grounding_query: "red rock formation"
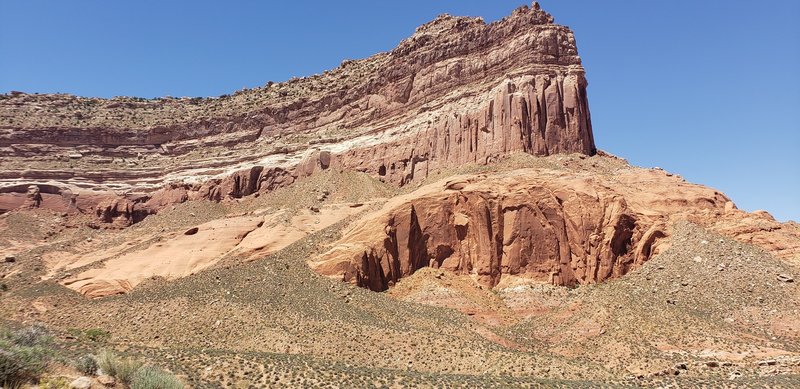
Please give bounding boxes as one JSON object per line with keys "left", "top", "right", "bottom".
{"left": 0, "top": 3, "right": 595, "bottom": 223}
{"left": 311, "top": 167, "right": 800, "bottom": 291}
{"left": 94, "top": 196, "right": 154, "bottom": 228}
{"left": 332, "top": 74, "right": 595, "bottom": 185}
{"left": 22, "top": 185, "right": 42, "bottom": 209}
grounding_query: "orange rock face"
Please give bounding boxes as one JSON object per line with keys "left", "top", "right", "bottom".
{"left": 311, "top": 165, "right": 800, "bottom": 291}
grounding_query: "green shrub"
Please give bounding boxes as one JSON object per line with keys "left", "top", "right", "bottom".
{"left": 74, "top": 354, "right": 98, "bottom": 376}
{"left": 68, "top": 327, "right": 110, "bottom": 342}
{"left": 0, "top": 325, "right": 52, "bottom": 386}
{"left": 115, "top": 358, "right": 143, "bottom": 385}
{"left": 96, "top": 350, "right": 116, "bottom": 376}
{"left": 130, "top": 365, "right": 184, "bottom": 389}
{"left": 11, "top": 324, "right": 51, "bottom": 347}
{"left": 83, "top": 328, "right": 110, "bottom": 342}
{"left": 96, "top": 351, "right": 141, "bottom": 385}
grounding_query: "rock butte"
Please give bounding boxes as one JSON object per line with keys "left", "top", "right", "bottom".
{"left": 0, "top": 4, "right": 593, "bottom": 227}
{"left": 1, "top": 3, "right": 798, "bottom": 298}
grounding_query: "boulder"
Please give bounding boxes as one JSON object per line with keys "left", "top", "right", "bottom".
{"left": 69, "top": 376, "right": 92, "bottom": 389}
{"left": 97, "top": 374, "right": 116, "bottom": 386}
{"left": 777, "top": 274, "right": 794, "bottom": 283}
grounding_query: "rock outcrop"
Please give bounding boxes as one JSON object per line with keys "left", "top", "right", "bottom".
{"left": 94, "top": 197, "right": 152, "bottom": 228}
{"left": 22, "top": 185, "right": 42, "bottom": 209}
{"left": 0, "top": 3, "right": 594, "bottom": 224}
{"left": 310, "top": 166, "right": 800, "bottom": 291}
{"left": 57, "top": 203, "right": 371, "bottom": 298}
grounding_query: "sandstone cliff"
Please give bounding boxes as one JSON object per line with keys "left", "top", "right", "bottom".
{"left": 0, "top": 3, "right": 594, "bottom": 226}
{"left": 310, "top": 165, "right": 800, "bottom": 290}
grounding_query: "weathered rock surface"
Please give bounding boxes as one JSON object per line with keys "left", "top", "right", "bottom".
{"left": 68, "top": 376, "right": 92, "bottom": 389}
{"left": 19, "top": 185, "right": 42, "bottom": 209}
{"left": 0, "top": 3, "right": 594, "bottom": 224}
{"left": 58, "top": 203, "right": 370, "bottom": 298}
{"left": 311, "top": 167, "right": 800, "bottom": 291}
{"left": 62, "top": 216, "right": 265, "bottom": 298}
{"left": 96, "top": 375, "right": 116, "bottom": 387}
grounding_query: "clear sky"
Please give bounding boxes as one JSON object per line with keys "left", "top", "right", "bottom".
{"left": 1, "top": 1, "right": 798, "bottom": 221}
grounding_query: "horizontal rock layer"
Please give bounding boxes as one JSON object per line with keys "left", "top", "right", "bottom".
{"left": 0, "top": 4, "right": 595, "bottom": 225}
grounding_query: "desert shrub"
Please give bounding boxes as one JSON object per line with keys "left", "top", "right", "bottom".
{"left": 96, "top": 350, "right": 119, "bottom": 375}
{"left": 69, "top": 328, "right": 109, "bottom": 342}
{"left": 96, "top": 350, "right": 141, "bottom": 385}
{"left": 39, "top": 376, "right": 69, "bottom": 389}
{"left": 115, "top": 358, "right": 143, "bottom": 385}
{"left": 74, "top": 354, "right": 98, "bottom": 376}
{"left": 0, "top": 325, "right": 52, "bottom": 386}
{"left": 130, "top": 365, "right": 184, "bottom": 389}
{"left": 83, "top": 328, "right": 110, "bottom": 342}
{"left": 11, "top": 324, "right": 51, "bottom": 347}
{"left": 96, "top": 350, "right": 119, "bottom": 376}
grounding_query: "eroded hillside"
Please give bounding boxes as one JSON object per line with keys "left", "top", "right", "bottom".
{"left": 1, "top": 2, "right": 799, "bottom": 388}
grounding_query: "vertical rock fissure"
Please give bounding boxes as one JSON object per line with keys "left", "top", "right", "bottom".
{"left": 407, "top": 205, "right": 429, "bottom": 275}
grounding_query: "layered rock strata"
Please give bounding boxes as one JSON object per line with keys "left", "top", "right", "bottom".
{"left": 0, "top": 3, "right": 594, "bottom": 225}
{"left": 310, "top": 167, "right": 800, "bottom": 290}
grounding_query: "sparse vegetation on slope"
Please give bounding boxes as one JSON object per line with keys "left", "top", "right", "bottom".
{"left": 1, "top": 155, "right": 799, "bottom": 387}
{"left": 0, "top": 325, "right": 53, "bottom": 387}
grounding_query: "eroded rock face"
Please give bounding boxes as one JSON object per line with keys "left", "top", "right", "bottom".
{"left": 311, "top": 167, "right": 800, "bottom": 291}
{"left": 0, "top": 4, "right": 594, "bottom": 224}
{"left": 22, "top": 185, "right": 42, "bottom": 209}
{"left": 94, "top": 198, "right": 149, "bottom": 228}
{"left": 333, "top": 74, "right": 595, "bottom": 185}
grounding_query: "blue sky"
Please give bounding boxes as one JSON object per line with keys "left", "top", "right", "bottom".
{"left": 1, "top": 1, "right": 798, "bottom": 221}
